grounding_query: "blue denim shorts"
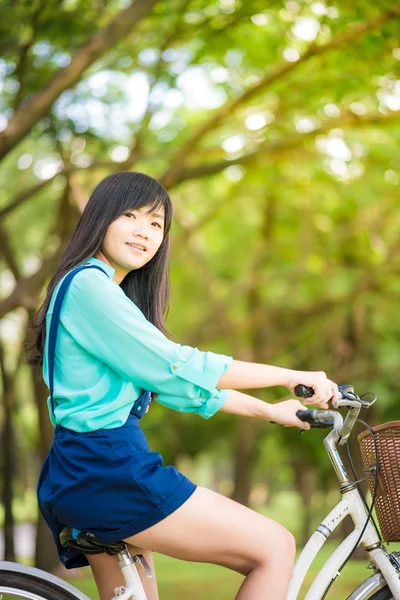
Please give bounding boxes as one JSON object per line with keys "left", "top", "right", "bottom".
{"left": 37, "top": 406, "right": 196, "bottom": 569}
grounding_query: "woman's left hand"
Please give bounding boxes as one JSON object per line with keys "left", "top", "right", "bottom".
{"left": 286, "top": 370, "right": 339, "bottom": 409}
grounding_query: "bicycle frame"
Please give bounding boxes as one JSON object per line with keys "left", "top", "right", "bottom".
{"left": 110, "top": 549, "right": 151, "bottom": 600}
{"left": 287, "top": 487, "right": 399, "bottom": 599}
{"left": 287, "top": 405, "right": 400, "bottom": 600}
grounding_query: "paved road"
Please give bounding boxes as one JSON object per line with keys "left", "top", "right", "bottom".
{"left": 0, "top": 523, "right": 35, "bottom": 559}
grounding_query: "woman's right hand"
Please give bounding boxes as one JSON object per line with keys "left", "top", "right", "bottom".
{"left": 285, "top": 370, "right": 338, "bottom": 408}
{"left": 268, "top": 400, "right": 311, "bottom": 430}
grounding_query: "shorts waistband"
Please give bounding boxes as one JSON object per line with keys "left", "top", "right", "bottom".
{"left": 54, "top": 411, "right": 141, "bottom": 437}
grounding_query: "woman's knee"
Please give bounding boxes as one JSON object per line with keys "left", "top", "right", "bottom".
{"left": 252, "top": 522, "right": 296, "bottom": 570}
{"left": 281, "top": 527, "right": 296, "bottom": 563}
{"left": 272, "top": 524, "right": 296, "bottom": 562}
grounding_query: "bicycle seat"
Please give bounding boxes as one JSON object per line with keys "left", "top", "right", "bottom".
{"left": 59, "top": 526, "right": 127, "bottom": 556}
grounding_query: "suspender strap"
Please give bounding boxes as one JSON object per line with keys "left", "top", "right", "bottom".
{"left": 48, "top": 264, "right": 109, "bottom": 418}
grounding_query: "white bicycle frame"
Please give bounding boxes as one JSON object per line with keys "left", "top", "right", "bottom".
{"left": 110, "top": 550, "right": 151, "bottom": 600}
{"left": 287, "top": 402, "right": 400, "bottom": 600}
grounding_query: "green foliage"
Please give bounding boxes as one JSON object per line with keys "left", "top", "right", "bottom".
{"left": 1, "top": 0, "right": 400, "bottom": 528}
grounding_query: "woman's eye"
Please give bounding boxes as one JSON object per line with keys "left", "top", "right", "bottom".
{"left": 125, "top": 212, "right": 136, "bottom": 219}
{"left": 152, "top": 222, "right": 162, "bottom": 229}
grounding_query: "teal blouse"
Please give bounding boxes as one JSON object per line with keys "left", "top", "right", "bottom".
{"left": 43, "top": 257, "right": 232, "bottom": 432}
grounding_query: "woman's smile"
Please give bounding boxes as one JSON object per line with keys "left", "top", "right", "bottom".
{"left": 126, "top": 242, "right": 147, "bottom": 253}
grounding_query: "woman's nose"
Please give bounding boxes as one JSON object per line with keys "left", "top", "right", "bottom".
{"left": 133, "top": 224, "right": 148, "bottom": 239}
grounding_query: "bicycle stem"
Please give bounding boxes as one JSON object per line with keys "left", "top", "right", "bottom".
{"left": 336, "top": 404, "right": 362, "bottom": 445}
{"left": 323, "top": 405, "right": 362, "bottom": 485}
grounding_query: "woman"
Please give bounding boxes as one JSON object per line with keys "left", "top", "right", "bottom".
{"left": 29, "top": 171, "right": 338, "bottom": 600}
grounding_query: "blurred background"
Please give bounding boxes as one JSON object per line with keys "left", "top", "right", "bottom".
{"left": 0, "top": 0, "right": 399, "bottom": 597}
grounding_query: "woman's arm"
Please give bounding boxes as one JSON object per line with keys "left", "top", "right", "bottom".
{"left": 219, "top": 389, "right": 311, "bottom": 430}
{"left": 217, "top": 359, "right": 338, "bottom": 408}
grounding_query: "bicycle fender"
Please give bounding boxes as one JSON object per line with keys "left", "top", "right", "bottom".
{"left": 347, "top": 572, "right": 390, "bottom": 599}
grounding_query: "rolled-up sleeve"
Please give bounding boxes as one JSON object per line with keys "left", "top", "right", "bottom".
{"left": 59, "top": 268, "right": 232, "bottom": 419}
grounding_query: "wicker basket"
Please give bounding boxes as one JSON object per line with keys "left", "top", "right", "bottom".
{"left": 358, "top": 421, "right": 400, "bottom": 542}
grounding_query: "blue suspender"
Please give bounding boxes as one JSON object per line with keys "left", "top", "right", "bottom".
{"left": 48, "top": 263, "right": 152, "bottom": 422}
{"left": 48, "top": 264, "right": 108, "bottom": 418}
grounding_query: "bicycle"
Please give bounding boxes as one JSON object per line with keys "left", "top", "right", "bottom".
{"left": 288, "top": 383, "right": 400, "bottom": 599}
{"left": 0, "top": 383, "right": 399, "bottom": 599}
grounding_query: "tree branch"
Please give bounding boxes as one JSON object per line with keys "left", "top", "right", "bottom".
{"left": 0, "top": 225, "right": 21, "bottom": 281}
{"left": 160, "top": 6, "right": 400, "bottom": 187}
{"left": 166, "top": 108, "right": 400, "bottom": 187}
{"left": 3, "top": 105, "right": 398, "bottom": 223}
{"left": 0, "top": 160, "right": 122, "bottom": 219}
{"left": 0, "top": 178, "right": 90, "bottom": 320}
{"left": 0, "top": 0, "right": 161, "bottom": 161}
{"left": 12, "top": 0, "right": 48, "bottom": 110}
{"left": 0, "top": 249, "right": 63, "bottom": 318}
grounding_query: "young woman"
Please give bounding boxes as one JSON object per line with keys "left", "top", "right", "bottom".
{"left": 30, "top": 171, "right": 338, "bottom": 600}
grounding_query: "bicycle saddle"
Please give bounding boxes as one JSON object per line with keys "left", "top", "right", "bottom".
{"left": 59, "top": 526, "right": 127, "bottom": 556}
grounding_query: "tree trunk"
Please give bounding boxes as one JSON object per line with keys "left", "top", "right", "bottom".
{"left": 232, "top": 417, "right": 260, "bottom": 506}
{"left": 232, "top": 194, "right": 276, "bottom": 507}
{"left": 1, "top": 388, "right": 16, "bottom": 561}
{"left": 293, "top": 462, "right": 317, "bottom": 546}
{"left": 35, "top": 513, "right": 60, "bottom": 572}
{"left": 30, "top": 366, "right": 59, "bottom": 572}
{"left": 0, "top": 340, "right": 16, "bottom": 561}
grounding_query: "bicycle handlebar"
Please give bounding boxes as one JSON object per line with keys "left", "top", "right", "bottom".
{"left": 295, "top": 409, "right": 342, "bottom": 429}
{"left": 294, "top": 383, "right": 375, "bottom": 439}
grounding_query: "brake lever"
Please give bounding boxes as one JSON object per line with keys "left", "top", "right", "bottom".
{"left": 332, "top": 395, "right": 371, "bottom": 410}
{"left": 295, "top": 383, "right": 371, "bottom": 409}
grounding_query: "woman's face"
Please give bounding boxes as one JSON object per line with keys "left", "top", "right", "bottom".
{"left": 96, "top": 204, "right": 165, "bottom": 284}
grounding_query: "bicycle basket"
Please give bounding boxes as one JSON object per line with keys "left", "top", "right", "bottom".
{"left": 358, "top": 421, "right": 400, "bottom": 542}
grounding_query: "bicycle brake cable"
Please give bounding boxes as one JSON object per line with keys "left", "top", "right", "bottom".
{"left": 320, "top": 420, "right": 380, "bottom": 599}
{"left": 346, "top": 426, "right": 382, "bottom": 542}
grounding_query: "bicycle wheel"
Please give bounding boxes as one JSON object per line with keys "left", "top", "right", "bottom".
{"left": 368, "top": 587, "right": 393, "bottom": 599}
{"left": 0, "top": 567, "right": 88, "bottom": 600}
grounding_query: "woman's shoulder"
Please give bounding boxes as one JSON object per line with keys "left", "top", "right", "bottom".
{"left": 66, "top": 261, "right": 120, "bottom": 300}
{"left": 47, "top": 260, "right": 118, "bottom": 316}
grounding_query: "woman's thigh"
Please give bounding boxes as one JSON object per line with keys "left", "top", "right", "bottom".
{"left": 86, "top": 546, "right": 158, "bottom": 600}
{"left": 123, "top": 486, "right": 295, "bottom": 576}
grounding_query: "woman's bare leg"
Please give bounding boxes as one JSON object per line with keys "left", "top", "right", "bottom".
{"left": 85, "top": 545, "right": 158, "bottom": 600}
{"left": 123, "top": 487, "right": 295, "bottom": 600}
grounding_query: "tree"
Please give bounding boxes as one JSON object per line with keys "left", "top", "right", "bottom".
{"left": 1, "top": 0, "right": 400, "bottom": 570}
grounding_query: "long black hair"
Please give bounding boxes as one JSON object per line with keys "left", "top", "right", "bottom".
{"left": 27, "top": 171, "right": 173, "bottom": 367}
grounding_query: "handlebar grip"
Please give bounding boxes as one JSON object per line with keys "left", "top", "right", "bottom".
{"left": 296, "top": 409, "right": 316, "bottom": 422}
{"left": 294, "top": 384, "right": 314, "bottom": 399}
{"left": 296, "top": 409, "right": 334, "bottom": 429}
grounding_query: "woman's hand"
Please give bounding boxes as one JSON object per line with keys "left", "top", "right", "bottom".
{"left": 285, "top": 370, "right": 338, "bottom": 409}
{"left": 268, "top": 400, "right": 311, "bottom": 430}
